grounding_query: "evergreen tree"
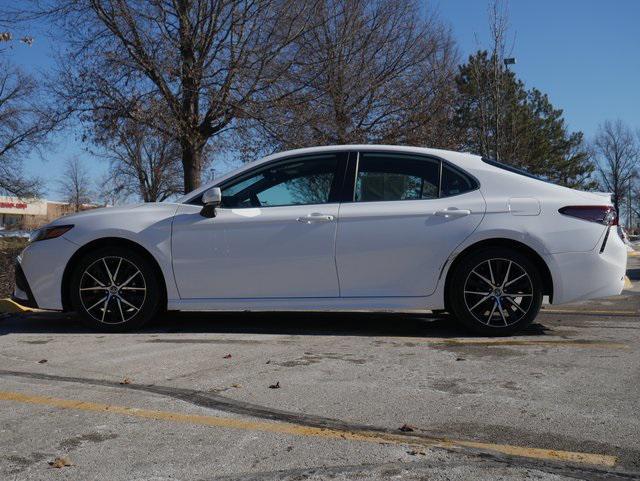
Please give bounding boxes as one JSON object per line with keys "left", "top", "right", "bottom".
{"left": 454, "top": 51, "right": 596, "bottom": 189}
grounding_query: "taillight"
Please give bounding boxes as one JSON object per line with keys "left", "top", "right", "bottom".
{"left": 558, "top": 206, "right": 616, "bottom": 225}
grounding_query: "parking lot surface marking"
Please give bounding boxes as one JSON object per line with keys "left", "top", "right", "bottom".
{"left": 0, "top": 389, "right": 618, "bottom": 467}
{"left": 0, "top": 298, "right": 37, "bottom": 314}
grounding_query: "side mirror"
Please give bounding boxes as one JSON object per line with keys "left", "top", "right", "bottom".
{"left": 200, "top": 187, "right": 222, "bottom": 218}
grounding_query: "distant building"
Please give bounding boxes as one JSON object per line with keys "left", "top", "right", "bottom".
{"left": 0, "top": 195, "right": 99, "bottom": 230}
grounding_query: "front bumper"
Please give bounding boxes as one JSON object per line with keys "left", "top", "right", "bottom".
{"left": 546, "top": 226, "right": 628, "bottom": 305}
{"left": 16, "top": 236, "right": 79, "bottom": 310}
{"left": 12, "top": 259, "right": 38, "bottom": 308}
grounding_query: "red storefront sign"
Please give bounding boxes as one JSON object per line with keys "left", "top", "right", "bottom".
{"left": 0, "top": 202, "right": 28, "bottom": 209}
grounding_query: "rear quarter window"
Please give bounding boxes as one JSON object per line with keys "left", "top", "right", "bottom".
{"left": 440, "top": 164, "right": 478, "bottom": 197}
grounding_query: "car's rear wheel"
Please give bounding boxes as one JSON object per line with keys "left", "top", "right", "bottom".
{"left": 70, "top": 247, "right": 161, "bottom": 331}
{"left": 448, "top": 247, "right": 543, "bottom": 335}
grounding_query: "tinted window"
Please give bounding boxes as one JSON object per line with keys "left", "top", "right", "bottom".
{"left": 221, "top": 154, "right": 338, "bottom": 208}
{"left": 440, "top": 164, "right": 477, "bottom": 197}
{"left": 355, "top": 153, "right": 439, "bottom": 202}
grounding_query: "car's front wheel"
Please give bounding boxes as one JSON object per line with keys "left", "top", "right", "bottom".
{"left": 448, "top": 248, "right": 543, "bottom": 335}
{"left": 69, "top": 247, "right": 161, "bottom": 331}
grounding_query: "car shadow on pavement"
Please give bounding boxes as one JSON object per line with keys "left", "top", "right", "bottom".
{"left": 0, "top": 310, "right": 551, "bottom": 338}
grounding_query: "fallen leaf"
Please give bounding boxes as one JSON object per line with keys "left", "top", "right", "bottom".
{"left": 399, "top": 424, "right": 415, "bottom": 432}
{"left": 456, "top": 357, "right": 466, "bottom": 361}
{"left": 119, "top": 377, "right": 132, "bottom": 385}
{"left": 49, "top": 456, "right": 72, "bottom": 468}
{"left": 407, "top": 450, "right": 426, "bottom": 456}
{"left": 38, "top": 359, "right": 47, "bottom": 364}
{"left": 231, "top": 384, "right": 241, "bottom": 388}
{"left": 223, "top": 354, "right": 232, "bottom": 359}
{"left": 269, "top": 381, "right": 280, "bottom": 389}
{"left": 265, "top": 360, "right": 271, "bottom": 364}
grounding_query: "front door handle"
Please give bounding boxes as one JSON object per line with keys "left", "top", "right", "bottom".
{"left": 434, "top": 209, "right": 471, "bottom": 218}
{"left": 297, "top": 213, "right": 335, "bottom": 224}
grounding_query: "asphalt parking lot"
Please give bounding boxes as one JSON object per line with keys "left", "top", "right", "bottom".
{"left": 1, "top": 253, "right": 639, "bottom": 481}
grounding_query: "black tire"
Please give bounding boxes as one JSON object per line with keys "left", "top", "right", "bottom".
{"left": 447, "top": 247, "right": 543, "bottom": 336}
{"left": 69, "top": 246, "right": 161, "bottom": 332}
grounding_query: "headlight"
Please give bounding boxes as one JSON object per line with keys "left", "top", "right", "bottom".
{"left": 29, "top": 225, "right": 74, "bottom": 243}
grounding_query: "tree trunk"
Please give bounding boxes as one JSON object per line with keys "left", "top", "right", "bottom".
{"left": 176, "top": 0, "right": 200, "bottom": 194}
{"left": 181, "top": 138, "right": 201, "bottom": 194}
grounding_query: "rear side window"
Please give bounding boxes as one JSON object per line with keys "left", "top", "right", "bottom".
{"left": 441, "top": 164, "right": 477, "bottom": 197}
{"left": 355, "top": 153, "right": 439, "bottom": 202}
{"left": 353, "top": 152, "right": 477, "bottom": 202}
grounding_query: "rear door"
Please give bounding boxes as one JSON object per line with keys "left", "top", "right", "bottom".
{"left": 335, "top": 151, "right": 486, "bottom": 297}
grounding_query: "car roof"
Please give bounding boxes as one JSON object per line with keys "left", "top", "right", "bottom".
{"left": 179, "top": 145, "right": 483, "bottom": 203}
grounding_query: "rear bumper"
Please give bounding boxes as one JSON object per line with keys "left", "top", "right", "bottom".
{"left": 546, "top": 227, "right": 628, "bottom": 305}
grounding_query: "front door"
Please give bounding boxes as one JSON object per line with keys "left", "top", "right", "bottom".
{"left": 335, "top": 152, "right": 486, "bottom": 297}
{"left": 172, "top": 152, "right": 347, "bottom": 299}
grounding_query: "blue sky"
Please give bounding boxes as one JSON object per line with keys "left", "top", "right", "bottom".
{"left": 5, "top": 0, "right": 640, "bottom": 199}
{"left": 435, "top": 0, "right": 640, "bottom": 136}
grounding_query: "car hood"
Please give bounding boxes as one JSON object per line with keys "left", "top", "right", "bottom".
{"left": 48, "top": 202, "right": 179, "bottom": 227}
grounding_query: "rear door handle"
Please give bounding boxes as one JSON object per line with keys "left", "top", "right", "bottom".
{"left": 434, "top": 209, "right": 471, "bottom": 218}
{"left": 297, "top": 213, "right": 335, "bottom": 224}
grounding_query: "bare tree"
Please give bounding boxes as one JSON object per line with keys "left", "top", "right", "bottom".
{"left": 459, "top": 0, "right": 514, "bottom": 161}
{"left": 57, "top": 157, "right": 93, "bottom": 211}
{"left": 0, "top": 21, "right": 62, "bottom": 197}
{"left": 488, "top": 0, "right": 511, "bottom": 161}
{"left": 0, "top": 60, "right": 60, "bottom": 197}
{"left": 245, "top": 0, "right": 457, "bottom": 152}
{"left": 94, "top": 117, "right": 183, "bottom": 202}
{"left": 593, "top": 120, "right": 639, "bottom": 216}
{"left": 631, "top": 178, "right": 640, "bottom": 230}
{"left": 28, "top": 0, "right": 317, "bottom": 194}
{"left": 95, "top": 172, "right": 129, "bottom": 207}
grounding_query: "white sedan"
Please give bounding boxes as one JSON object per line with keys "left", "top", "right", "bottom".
{"left": 14, "top": 145, "right": 627, "bottom": 335}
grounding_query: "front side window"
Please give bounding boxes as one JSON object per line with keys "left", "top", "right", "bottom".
{"left": 355, "top": 153, "right": 439, "bottom": 202}
{"left": 221, "top": 154, "right": 339, "bottom": 208}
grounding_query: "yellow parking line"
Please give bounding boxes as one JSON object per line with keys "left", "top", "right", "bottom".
{"left": 0, "top": 298, "right": 34, "bottom": 314}
{"left": 0, "top": 390, "right": 617, "bottom": 467}
{"left": 624, "top": 276, "right": 633, "bottom": 289}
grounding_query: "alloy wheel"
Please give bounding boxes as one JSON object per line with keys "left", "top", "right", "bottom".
{"left": 463, "top": 258, "right": 533, "bottom": 327}
{"left": 79, "top": 256, "right": 147, "bottom": 325}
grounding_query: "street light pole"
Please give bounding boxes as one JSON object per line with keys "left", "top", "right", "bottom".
{"left": 501, "top": 58, "right": 517, "bottom": 163}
